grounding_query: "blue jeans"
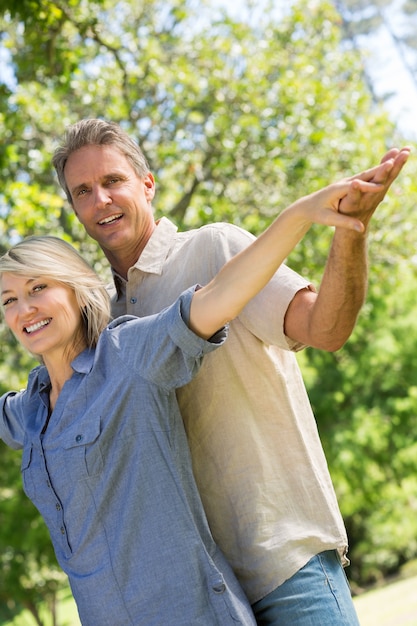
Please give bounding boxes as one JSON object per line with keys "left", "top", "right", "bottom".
{"left": 252, "top": 550, "right": 360, "bottom": 625}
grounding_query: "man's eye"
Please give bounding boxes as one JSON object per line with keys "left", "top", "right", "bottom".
{"left": 77, "top": 188, "right": 88, "bottom": 196}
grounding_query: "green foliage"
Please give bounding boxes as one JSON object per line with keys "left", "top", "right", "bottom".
{"left": 1, "top": 0, "right": 417, "bottom": 616}
{"left": 0, "top": 446, "right": 66, "bottom": 623}
{"left": 296, "top": 180, "right": 417, "bottom": 584}
{"left": 0, "top": 0, "right": 398, "bottom": 238}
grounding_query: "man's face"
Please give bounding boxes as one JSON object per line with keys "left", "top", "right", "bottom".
{"left": 64, "top": 144, "right": 155, "bottom": 260}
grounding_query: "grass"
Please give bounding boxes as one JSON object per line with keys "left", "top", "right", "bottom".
{"left": 353, "top": 575, "right": 417, "bottom": 626}
{"left": 5, "top": 575, "right": 417, "bottom": 625}
{"left": 4, "top": 588, "right": 80, "bottom": 626}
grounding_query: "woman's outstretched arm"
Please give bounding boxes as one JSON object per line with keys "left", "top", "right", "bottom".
{"left": 189, "top": 168, "right": 388, "bottom": 339}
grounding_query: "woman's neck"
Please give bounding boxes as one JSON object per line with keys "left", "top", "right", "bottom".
{"left": 44, "top": 339, "right": 87, "bottom": 411}
{"left": 46, "top": 360, "right": 75, "bottom": 411}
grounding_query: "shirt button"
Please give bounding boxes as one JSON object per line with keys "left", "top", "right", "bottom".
{"left": 56, "top": 503, "right": 61, "bottom": 511}
{"left": 130, "top": 297, "right": 137, "bottom": 304}
{"left": 212, "top": 583, "right": 226, "bottom": 594}
{"left": 60, "top": 526, "right": 65, "bottom": 535}
{"left": 75, "top": 434, "right": 83, "bottom": 442}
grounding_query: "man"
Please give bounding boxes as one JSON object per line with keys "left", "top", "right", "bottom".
{"left": 52, "top": 119, "right": 409, "bottom": 625}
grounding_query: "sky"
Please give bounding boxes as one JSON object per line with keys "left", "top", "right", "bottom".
{"left": 362, "top": 16, "right": 417, "bottom": 141}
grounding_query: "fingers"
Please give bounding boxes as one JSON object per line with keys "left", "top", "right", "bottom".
{"left": 347, "top": 147, "right": 411, "bottom": 187}
{"left": 337, "top": 215, "right": 365, "bottom": 233}
{"left": 319, "top": 206, "right": 364, "bottom": 232}
{"left": 338, "top": 178, "right": 384, "bottom": 208}
{"left": 347, "top": 160, "right": 394, "bottom": 185}
{"left": 380, "top": 148, "right": 402, "bottom": 165}
{"left": 381, "top": 146, "right": 411, "bottom": 165}
{"left": 350, "top": 179, "right": 386, "bottom": 193}
{"left": 375, "top": 147, "right": 410, "bottom": 185}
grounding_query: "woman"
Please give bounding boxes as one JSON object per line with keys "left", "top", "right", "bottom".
{"left": 0, "top": 174, "right": 380, "bottom": 625}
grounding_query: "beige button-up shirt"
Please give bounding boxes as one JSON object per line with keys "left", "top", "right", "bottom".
{"left": 110, "top": 217, "right": 348, "bottom": 604}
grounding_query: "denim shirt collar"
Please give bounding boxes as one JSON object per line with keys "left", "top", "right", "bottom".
{"left": 71, "top": 348, "right": 96, "bottom": 374}
{"left": 36, "top": 348, "right": 95, "bottom": 397}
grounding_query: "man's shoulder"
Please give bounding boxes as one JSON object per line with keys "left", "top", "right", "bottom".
{"left": 180, "top": 221, "right": 254, "bottom": 240}
{"left": 175, "top": 222, "right": 255, "bottom": 258}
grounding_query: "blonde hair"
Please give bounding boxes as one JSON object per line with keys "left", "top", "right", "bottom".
{"left": 0, "top": 236, "right": 111, "bottom": 348}
{"left": 52, "top": 118, "right": 150, "bottom": 205}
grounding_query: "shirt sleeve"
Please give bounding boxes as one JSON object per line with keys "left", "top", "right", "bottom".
{"left": 0, "top": 391, "right": 25, "bottom": 450}
{"left": 101, "top": 286, "right": 228, "bottom": 391}
{"left": 205, "top": 224, "right": 313, "bottom": 350}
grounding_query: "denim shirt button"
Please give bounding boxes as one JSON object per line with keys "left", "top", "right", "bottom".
{"left": 75, "top": 434, "right": 83, "bottom": 443}
{"left": 212, "top": 582, "right": 226, "bottom": 594}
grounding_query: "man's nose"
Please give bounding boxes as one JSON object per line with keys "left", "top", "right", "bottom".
{"left": 93, "top": 185, "right": 112, "bottom": 209}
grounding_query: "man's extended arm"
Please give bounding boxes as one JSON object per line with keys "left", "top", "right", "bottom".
{"left": 284, "top": 147, "right": 410, "bottom": 351}
{"left": 189, "top": 174, "right": 381, "bottom": 340}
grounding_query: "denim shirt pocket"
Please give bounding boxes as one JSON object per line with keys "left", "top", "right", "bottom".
{"left": 21, "top": 444, "right": 36, "bottom": 500}
{"left": 62, "top": 415, "right": 103, "bottom": 480}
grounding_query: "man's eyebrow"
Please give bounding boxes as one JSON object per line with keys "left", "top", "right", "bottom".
{"left": 102, "top": 171, "right": 127, "bottom": 180}
{"left": 70, "top": 172, "right": 126, "bottom": 195}
{"left": 70, "top": 182, "right": 88, "bottom": 195}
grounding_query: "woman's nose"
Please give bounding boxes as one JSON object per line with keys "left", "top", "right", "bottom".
{"left": 18, "top": 299, "right": 37, "bottom": 318}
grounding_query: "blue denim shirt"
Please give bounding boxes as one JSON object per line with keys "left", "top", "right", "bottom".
{"left": 0, "top": 288, "right": 255, "bottom": 625}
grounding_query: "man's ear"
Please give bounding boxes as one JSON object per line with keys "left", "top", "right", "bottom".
{"left": 144, "top": 173, "right": 156, "bottom": 200}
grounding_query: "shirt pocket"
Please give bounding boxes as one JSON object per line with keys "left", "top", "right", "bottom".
{"left": 62, "top": 415, "right": 103, "bottom": 480}
{"left": 21, "top": 444, "right": 36, "bottom": 500}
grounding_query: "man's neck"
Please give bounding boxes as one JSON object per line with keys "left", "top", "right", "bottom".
{"left": 103, "top": 223, "right": 157, "bottom": 280}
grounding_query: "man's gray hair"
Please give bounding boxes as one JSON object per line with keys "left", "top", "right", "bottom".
{"left": 52, "top": 119, "right": 150, "bottom": 205}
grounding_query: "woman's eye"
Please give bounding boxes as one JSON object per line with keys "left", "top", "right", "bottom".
{"left": 32, "top": 284, "right": 47, "bottom": 294}
{"left": 2, "top": 297, "right": 15, "bottom": 306}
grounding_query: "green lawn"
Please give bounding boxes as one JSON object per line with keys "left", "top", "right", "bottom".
{"left": 5, "top": 588, "right": 80, "bottom": 626}
{"left": 354, "top": 575, "right": 417, "bottom": 626}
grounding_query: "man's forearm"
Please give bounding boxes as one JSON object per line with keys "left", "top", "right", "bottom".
{"left": 308, "top": 228, "right": 368, "bottom": 351}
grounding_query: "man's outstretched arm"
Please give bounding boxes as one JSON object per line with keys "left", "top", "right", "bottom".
{"left": 284, "top": 147, "right": 411, "bottom": 351}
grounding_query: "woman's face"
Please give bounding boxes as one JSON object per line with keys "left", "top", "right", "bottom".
{"left": 1, "top": 272, "right": 85, "bottom": 363}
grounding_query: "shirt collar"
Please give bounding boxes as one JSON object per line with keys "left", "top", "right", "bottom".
{"left": 71, "top": 348, "right": 96, "bottom": 374}
{"left": 112, "top": 217, "right": 178, "bottom": 298}
{"left": 36, "top": 348, "right": 95, "bottom": 392}
{"left": 38, "top": 366, "right": 51, "bottom": 392}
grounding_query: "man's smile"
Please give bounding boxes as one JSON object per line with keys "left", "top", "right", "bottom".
{"left": 98, "top": 213, "right": 123, "bottom": 225}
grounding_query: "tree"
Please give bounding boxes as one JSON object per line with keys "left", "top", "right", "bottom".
{"left": 333, "top": 0, "right": 417, "bottom": 105}
{"left": 296, "top": 191, "right": 417, "bottom": 586}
